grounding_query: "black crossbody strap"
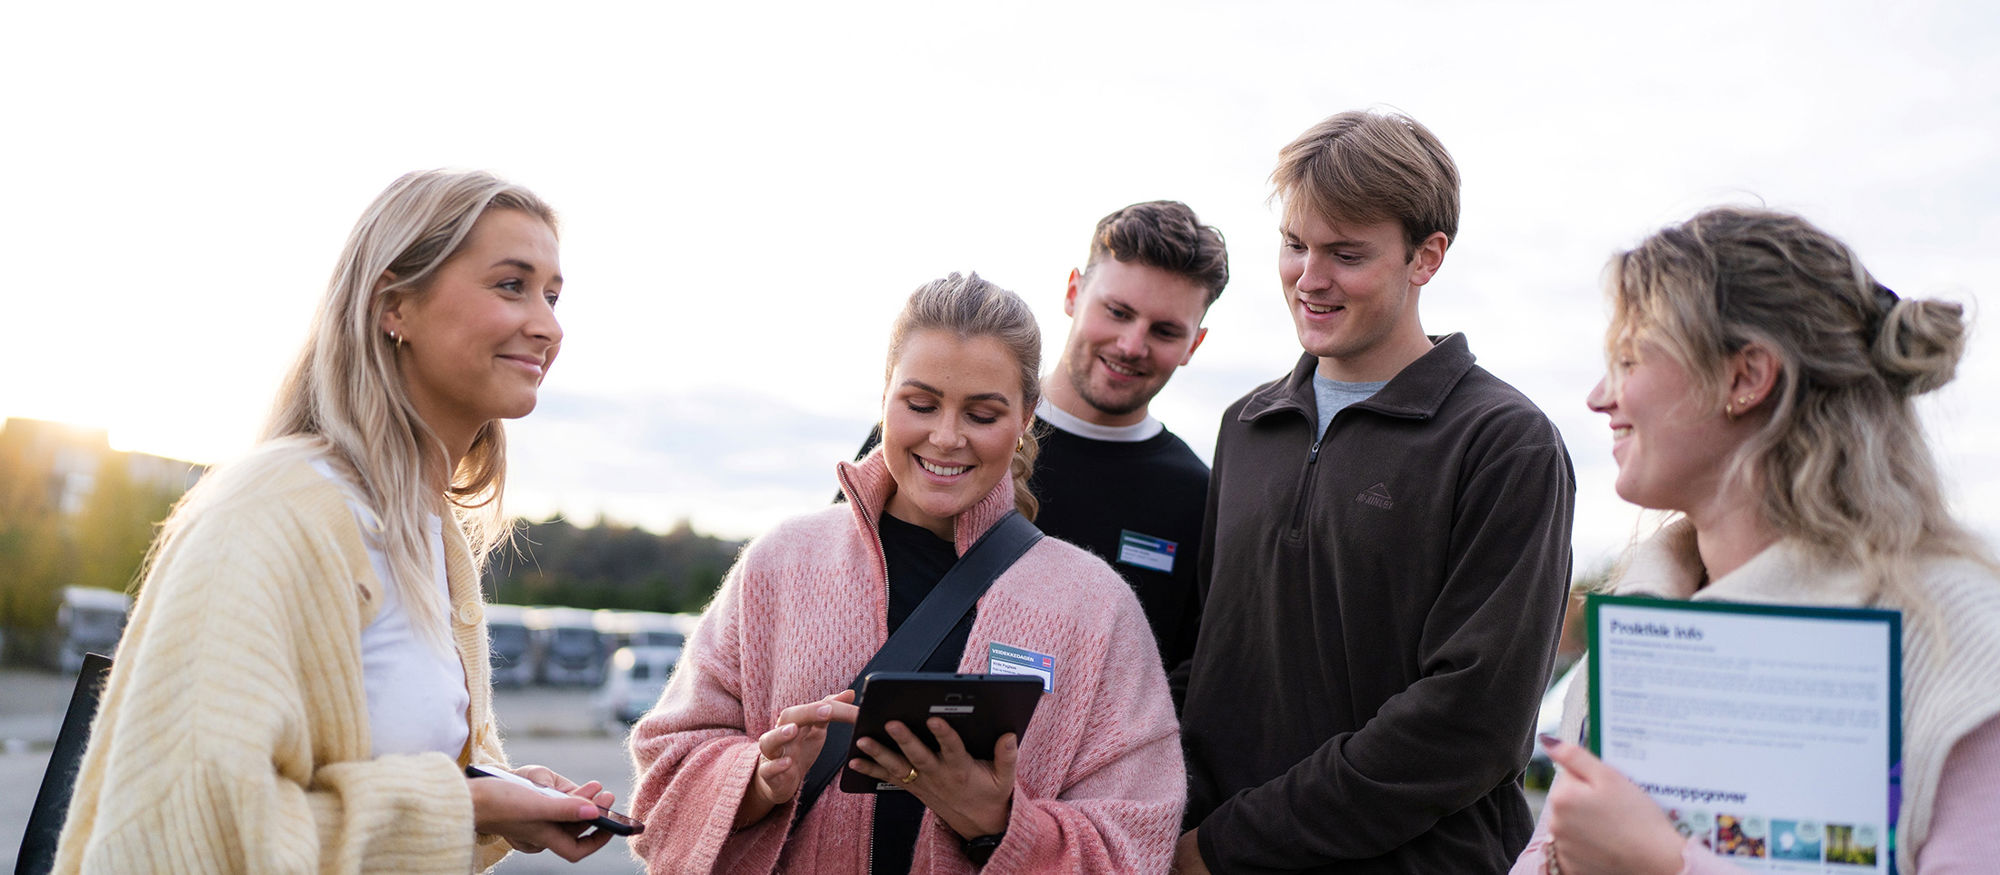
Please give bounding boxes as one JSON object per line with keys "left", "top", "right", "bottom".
{"left": 792, "top": 511, "right": 1042, "bottom": 822}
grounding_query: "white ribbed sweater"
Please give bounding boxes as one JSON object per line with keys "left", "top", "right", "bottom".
{"left": 53, "top": 441, "right": 513, "bottom": 874}
{"left": 1559, "top": 521, "right": 2000, "bottom": 873}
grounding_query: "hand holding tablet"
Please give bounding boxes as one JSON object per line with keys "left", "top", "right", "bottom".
{"left": 838, "top": 672, "right": 1042, "bottom": 793}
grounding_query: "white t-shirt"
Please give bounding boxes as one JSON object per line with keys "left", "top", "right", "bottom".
{"left": 1036, "top": 397, "right": 1164, "bottom": 442}
{"left": 311, "top": 458, "right": 470, "bottom": 759}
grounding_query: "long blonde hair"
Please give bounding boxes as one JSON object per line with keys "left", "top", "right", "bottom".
{"left": 258, "top": 170, "right": 556, "bottom": 645}
{"left": 1608, "top": 206, "right": 1984, "bottom": 596}
{"left": 884, "top": 272, "right": 1043, "bottom": 520}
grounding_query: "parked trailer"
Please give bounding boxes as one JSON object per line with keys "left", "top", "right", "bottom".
{"left": 58, "top": 586, "right": 131, "bottom": 674}
{"left": 528, "top": 606, "right": 608, "bottom": 686}
{"left": 595, "top": 645, "right": 682, "bottom": 728}
{"left": 593, "top": 610, "right": 696, "bottom": 653}
{"left": 485, "top": 603, "right": 535, "bottom": 687}
{"left": 637, "top": 612, "right": 699, "bottom": 649}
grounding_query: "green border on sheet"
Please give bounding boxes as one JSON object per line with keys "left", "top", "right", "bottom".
{"left": 1583, "top": 593, "right": 1903, "bottom": 873}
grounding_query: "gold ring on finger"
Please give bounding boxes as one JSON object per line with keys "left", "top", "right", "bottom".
{"left": 900, "top": 767, "right": 919, "bottom": 784}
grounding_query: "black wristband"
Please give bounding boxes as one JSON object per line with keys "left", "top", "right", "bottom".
{"left": 961, "top": 832, "right": 1005, "bottom": 865}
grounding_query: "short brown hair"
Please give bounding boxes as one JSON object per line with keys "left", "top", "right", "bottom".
{"left": 1082, "top": 200, "right": 1230, "bottom": 307}
{"left": 1272, "top": 110, "right": 1460, "bottom": 258}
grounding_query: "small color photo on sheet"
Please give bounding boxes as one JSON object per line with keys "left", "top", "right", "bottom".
{"left": 1771, "top": 819, "right": 1825, "bottom": 862}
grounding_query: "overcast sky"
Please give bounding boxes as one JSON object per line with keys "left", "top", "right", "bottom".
{"left": 5, "top": 0, "right": 1996, "bottom": 571}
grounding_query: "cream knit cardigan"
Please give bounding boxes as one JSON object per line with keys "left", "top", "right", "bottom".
{"left": 1558, "top": 520, "right": 2000, "bottom": 873}
{"left": 53, "top": 442, "right": 513, "bottom": 874}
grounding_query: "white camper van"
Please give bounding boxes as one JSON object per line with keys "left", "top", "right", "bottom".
{"left": 484, "top": 603, "right": 535, "bottom": 687}
{"left": 598, "top": 645, "right": 679, "bottom": 728}
{"left": 528, "top": 606, "right": 608, "bottom": 686}
{"left": 58, "top": 586, "right": 131, "bottom": 674}
{"left": 594, "top": 609, "right": 692, "bottom": 652}
{"left": 594, "top": 612, "right": 698, "bottom": 727}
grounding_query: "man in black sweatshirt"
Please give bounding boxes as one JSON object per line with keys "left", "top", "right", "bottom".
{"left": 1174, "top": 110, "right": 1575, "bottom": 874}
{"left": 851, "top": 201, "right": 1229, "bottom": 673}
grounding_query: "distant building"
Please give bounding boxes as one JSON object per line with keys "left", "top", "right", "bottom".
{"left": 0, "top": 417, "right": 207, "bottom": 514}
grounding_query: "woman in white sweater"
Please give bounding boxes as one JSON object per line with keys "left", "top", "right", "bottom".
{"left": 1516, "top": 206, "right": 2000, "bottom": 874}
{"left": 55, "top": 171, "right": 618, "bottom": 873}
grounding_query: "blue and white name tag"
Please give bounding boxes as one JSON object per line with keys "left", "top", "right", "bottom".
{"left": 987, "top": 642, "right": 1055, "bottom": 693}
{"left": 1117, "top": 530, "right": 1178, "bottom": 574}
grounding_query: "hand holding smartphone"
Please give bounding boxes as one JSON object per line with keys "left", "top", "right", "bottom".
{"left": 464, "top": 764, "right": 645, "bottom": 836}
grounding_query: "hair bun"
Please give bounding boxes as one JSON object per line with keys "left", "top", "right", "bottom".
{"left": 1872, "top": 297, "right": 1966, "bottom": 396}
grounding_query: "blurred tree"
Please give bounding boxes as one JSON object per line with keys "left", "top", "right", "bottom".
{"left": 0, "top": 428, "right": 70, "bottom": 636}
{"left": 485, "top": 516, "right": 743, "bottom": 613}
{"left": 73, "top": 454, "right": 179, "bottom": 594}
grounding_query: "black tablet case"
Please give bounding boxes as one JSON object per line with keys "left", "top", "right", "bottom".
{"left": 838, "top": 672, "right": 1043, "bottom": 793}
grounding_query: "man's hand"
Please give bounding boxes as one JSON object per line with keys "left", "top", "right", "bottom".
{"left": 1171, "top": 829, "right": 1210, "bottom": 874}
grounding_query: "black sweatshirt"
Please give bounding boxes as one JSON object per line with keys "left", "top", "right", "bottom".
{"left": 1181, "top": 335, "right": 1575, "bottom": 874}
{"left": 1026, "top": 422, "right": 1208, "bottom": 673}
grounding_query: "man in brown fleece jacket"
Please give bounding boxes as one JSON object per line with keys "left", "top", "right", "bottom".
{"left": 1173, "top": 110, "right": 1575, "bottom": 874}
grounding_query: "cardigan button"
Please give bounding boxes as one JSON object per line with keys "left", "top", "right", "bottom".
{"left": 456, "top": 604, "right": 479, "bottom": 625}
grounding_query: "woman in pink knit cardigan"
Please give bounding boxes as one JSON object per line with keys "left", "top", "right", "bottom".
{"left": 628, "top": 273, "right": 1184, "bottom": 874}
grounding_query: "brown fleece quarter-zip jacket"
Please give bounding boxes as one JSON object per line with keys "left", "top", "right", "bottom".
{"left": 1181, "top": 334, "right": 1575, "bottom": 874}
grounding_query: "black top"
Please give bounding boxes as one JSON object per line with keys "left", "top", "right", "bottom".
{"left": 871, "top": 511, "right": 972, "bottom": 875}
{"left": 1182, "top": 335, "right": 1576, "bottom": 874}
{"left": 1026, "top": 422, "right": 1208, "bottom": 675}
{"left": 847, "top": 415, "right": 1209, "bottom": 675}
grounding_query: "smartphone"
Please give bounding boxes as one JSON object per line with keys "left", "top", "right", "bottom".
{"left": 839, "top": 672, "right": 1043, "bottom": 794}
{"left": 464, "top": 764, "right": 645, "bottom": 836}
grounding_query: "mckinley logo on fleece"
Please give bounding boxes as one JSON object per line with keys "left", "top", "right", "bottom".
{"left": 1356, "top": 483, "right": 1394, "bottom": 510}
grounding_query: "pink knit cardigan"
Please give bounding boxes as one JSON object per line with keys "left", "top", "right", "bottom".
{"left": 627, "top": 451, "right": 1184, "bottom": 874}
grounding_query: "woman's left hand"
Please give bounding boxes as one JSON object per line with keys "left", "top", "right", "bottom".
{"left": 850, "top": 718, "right": 1017, "bottom": 840}
{"left": 1539, "top": 736, "right": 1686, "bottom": 875}
{"left": 483, "top": 764, "right": 616, "bottom": 856}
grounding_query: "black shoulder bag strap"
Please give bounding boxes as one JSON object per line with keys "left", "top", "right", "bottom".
{"left": 792, "top": 511, "right": 1042, "bottom": 822}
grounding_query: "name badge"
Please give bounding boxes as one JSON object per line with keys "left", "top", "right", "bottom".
{"left": 1117, "top": 530, "right": 1178, "bottom": 574}
{"left": 987, "top": 642, "right": 1055, "bottom": 693}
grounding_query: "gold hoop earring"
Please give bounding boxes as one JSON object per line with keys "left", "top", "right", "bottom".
{"left": 1016, "top": 436, "right": 1026, "bottom": 453}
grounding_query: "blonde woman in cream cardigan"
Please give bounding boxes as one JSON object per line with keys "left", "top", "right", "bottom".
{"left": 55, "top": 171, "right": 619, "bottom": 873}
{"left": 1514, "top": 207, "right": 2000, "bottom": 875}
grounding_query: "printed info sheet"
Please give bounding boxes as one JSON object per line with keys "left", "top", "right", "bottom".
{"left": 1587, "top": 595, "right": 1901, "bottom": 873}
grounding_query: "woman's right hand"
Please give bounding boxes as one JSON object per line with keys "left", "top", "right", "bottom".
{"left": 736, "top": 689, "right": 860, "bottom": 828}
{"left": 468, "top": 771, "right": 616, "bottom": 863}
{"left": 1538, "top": 736, "right": 1686, "bottom": 875}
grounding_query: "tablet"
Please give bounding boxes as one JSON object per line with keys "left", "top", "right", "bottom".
{"left": 838, "top": 672, "right": 1043, "bottom": 794}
